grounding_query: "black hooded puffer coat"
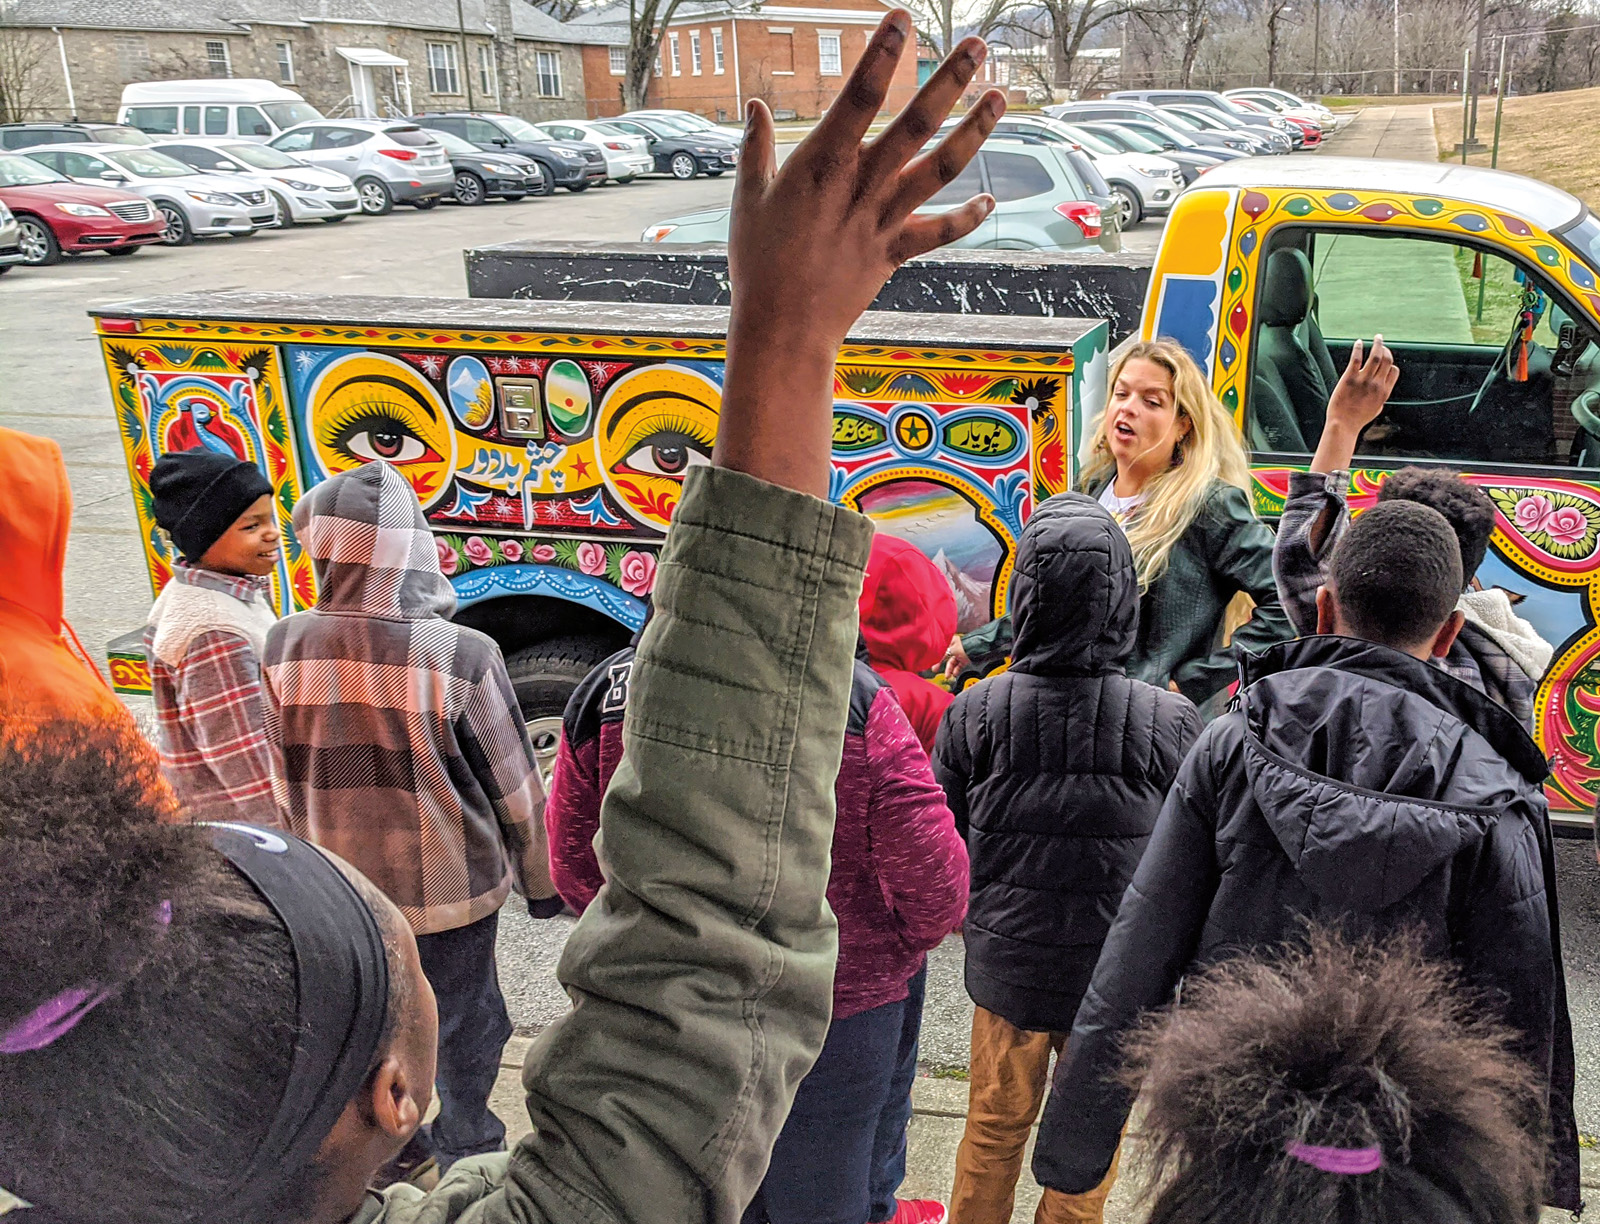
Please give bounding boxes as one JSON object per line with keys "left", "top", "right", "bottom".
{"left": 1033, "top": 634, "right": 1580, "bottom": 1211}
{"left": 933, "top": 493, "right": 1202, "bottom": 1033}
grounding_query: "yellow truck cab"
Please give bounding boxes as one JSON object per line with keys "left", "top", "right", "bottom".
{"left": 1145, "top": 156, "right": 1600, "bottom": 819}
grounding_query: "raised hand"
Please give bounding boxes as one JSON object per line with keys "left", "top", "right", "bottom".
{"left": 715, "top": 10, "right": 1005, "bottom": 496}
{"left": 1312, "top": 335, "right": 1399, "bottom": 473}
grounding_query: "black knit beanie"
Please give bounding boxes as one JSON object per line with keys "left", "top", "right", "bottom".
{"left": 151, "top": 449, "right": 274, "bottom": 564}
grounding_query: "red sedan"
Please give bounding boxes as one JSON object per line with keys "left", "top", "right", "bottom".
{"left": 0, "top": 152, "right": 165, "bottom": 265}
{"left": 1229, "top": 97, "right": 1322, "bottom": 147}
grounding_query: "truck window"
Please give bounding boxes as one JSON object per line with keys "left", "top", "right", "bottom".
{"left": 985, "top": 150, "right": 1054, "bottom": 203}
{"left": 238, "top": 106, "right": 272, "bottom": 136}
{"left": 205, "top": 106, "right": 229, "bottom": 135}
{"left": 1247, "top": 227, "right": 1600, "bottom": 470}
{"left": 183, "top": 106, "right": 201, "bottom": 135}
{"left": 127, "top": 106, "right": 179, "bottom": 134}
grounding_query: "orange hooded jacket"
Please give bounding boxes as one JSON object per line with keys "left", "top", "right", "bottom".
{"left": 0, "top": 427, "right": 131, "bottom": 724}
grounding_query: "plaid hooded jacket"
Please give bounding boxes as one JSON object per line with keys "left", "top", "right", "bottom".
{"left": 262, "top": 462, "right": 554, "bottom": 935}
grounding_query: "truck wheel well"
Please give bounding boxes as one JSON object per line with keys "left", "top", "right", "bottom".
{"left": 452, "top": 594, "right": 632, "bottom": 660}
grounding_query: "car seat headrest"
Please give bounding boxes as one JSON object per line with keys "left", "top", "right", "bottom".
{"left": 1260, "top": 248, "right": 1314, "bottom": 328}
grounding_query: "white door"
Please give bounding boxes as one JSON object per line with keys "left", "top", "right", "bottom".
{"left": 349, "top": 63, "right": 378, "bottom": 118}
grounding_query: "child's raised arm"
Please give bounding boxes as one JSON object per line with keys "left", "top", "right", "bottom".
{"left": 491, "top": 18, "right": 1002, "bottom": 1224}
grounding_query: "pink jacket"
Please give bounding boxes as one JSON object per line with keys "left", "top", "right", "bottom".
{"left": 546, "top": 650, "right": 969, "bottom": 1018}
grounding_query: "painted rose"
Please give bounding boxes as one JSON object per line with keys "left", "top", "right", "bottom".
{"left": 499, "top": 539, "right": 524, "bottom": 563}
{"left": 1545, "top": 505, "right": 1589, "bottom": 546}
{"left": 463, "top": 536, "right": 494, "bottom": 567}
{"left": 532, "top": 543, "right": 557, "bottom": 563}
{"left": 618, "top": 550, "right": 658, "bottom": 597}
{"left": 435, "top": 537, "right": 458, "bottom": 577}
{"left": 1513, "top": 494, "right": 1554, "bottom": 534}
{"left": 576, "top": 540, "right": 607, "bottom": 576}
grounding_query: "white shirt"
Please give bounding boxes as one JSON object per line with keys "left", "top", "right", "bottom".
{"left": 1098, "top": 482, "right": 1146, "bottom": 525}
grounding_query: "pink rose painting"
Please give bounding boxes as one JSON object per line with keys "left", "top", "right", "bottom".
{"left": 532, "top": 543, "right": 557, "bottom": 563}
{"left": 499, "top": 539, "right": 524, "bottom": 563}
{"left": 1546, "top": 505, "right": 1588, "bottom": 545}
{"left": 576, "top": 540, "right": 607, "bottom": 576}
{"left": 1513, "top": 494, "right": 1555, "bottom": 535}
{"left": 463, "top": 536, "right": 494, "bottom": 567}
{"left": 435, "top": 537, "right": 458, "bottom": 577}
{"left": 618, "top": 550, "right": 657, "bottom": 597}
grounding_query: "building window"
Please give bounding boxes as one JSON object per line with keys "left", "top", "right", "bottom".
{"left": 478, "top": 43, "right": 497, "bottom": 95}
{"left": 114, "top": 34, "right": 150, "bottom": 78}
{"left": 654, "top": 49, "right": 662, "bottom": 74}
{"left": 536, "top": 50, "right": 562, "bottom": 97}
{"left": 668, "top": 32, "right": 681, "bottom": 75}
{"left": 712, "top": 28, "right": 725, "bottom": 73}
{"left": 275, "top": 40, "right": 295, "bottom": 83}
{"left": 426, "top": 42, "right": 461, "bottom": 94}
{"left": 690, "top": 30, "right": 702, "bottom": 74}
{"left": 204, "top": 39, "right": 231, "bottom": 78}
{"left": 609, "top": 45, "right": 626, "bottom": 75}
{"left": 817, "top": 31, "right": 842, "bottom": 76}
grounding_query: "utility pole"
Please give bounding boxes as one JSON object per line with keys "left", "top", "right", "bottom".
{"left": 1393, "top": 0, "right": 1400, "bottom": 93}
{"left": 1467, "top": 0, "right": 1487, "bottom": 141}
{"left": 1312, "top": 0, "right": 1321, "bottom": 94}
{"left": 456, "top": 0, "right": 477, "bottom": 110}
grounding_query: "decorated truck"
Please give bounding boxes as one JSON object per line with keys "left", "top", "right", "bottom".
{"left": 94, "top": 154, "right": 1600, "bottom": 823}
{"left": 1143, "top": 156, "right": 1600, "bottom": 825}
{"left": 92, "top": 296, "right": 1104, "bottom": 776}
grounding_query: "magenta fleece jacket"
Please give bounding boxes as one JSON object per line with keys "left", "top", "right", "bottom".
{"left": 546, "top": 649, "right": 969, "bottom": 1018}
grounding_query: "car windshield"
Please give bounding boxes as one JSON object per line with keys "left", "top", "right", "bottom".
{"left": 0, "top": 154, "right": 66, "bottom": 186}
{"left": 1557, "top": 211, "right": 1600, "bottom": 275}
{"left": 1105, "top": 125, "right": 1164, "bottom": 153}
{"left": 641, "top": 115, "right": 697, "bottom": 135}
{"left": 663, "top": 113, "right": 714, "bottom": 130}
{"left": 496, "top": 115, "right": 547, "bottom": 141}
{"left": 427, "top": 129, "right": 479, "bottom": 154}
{"left": 1131, "top": 122, "right": 1195, "bottom": 148}
{"left": 94, "top": 127, "right": 153, "bottom": 145}
{"left": 105, "top": 148, "right": 196, "bottom": 177}
{"left": 1058, "top": 126, "right": 1117, "bottom": 155}
{"left": 224, "top": 143, "right": 303, "bottom": 169}
{"left": 592, "top": 123, "right": 634, "bottom": 138}
{"left": 384, "top": 125, "right": 437, "bottom": 147}
{"left": 1172, "top": 108, "right": 1222, "bottom": 130}
{"left": 1077, "top": 126, "right": 1133, "bottom": 153}
{"left": 1156, "top": 110, "right": 1202, "bottom": 132}
{"left": 262, "top": 101, "right": 321, "bottom": 128}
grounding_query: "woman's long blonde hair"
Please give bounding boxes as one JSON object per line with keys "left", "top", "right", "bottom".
{"left": 1079, "top": 339, "right": 1253, "bottom": 590}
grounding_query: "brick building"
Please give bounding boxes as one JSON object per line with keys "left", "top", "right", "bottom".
{"left": 0, "top": 0, "right": 590, "bottom": 124}
{"left": 570, "top": 0, "right": 918, "bottom": 121}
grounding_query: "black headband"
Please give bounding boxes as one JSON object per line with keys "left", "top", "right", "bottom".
{"left": 206, "top": 823, "right": 391, "bottom": 1218}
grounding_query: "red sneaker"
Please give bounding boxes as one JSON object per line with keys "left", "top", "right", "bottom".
{"left": 885, "top": 1201, "right": 948, "bottom": 1224}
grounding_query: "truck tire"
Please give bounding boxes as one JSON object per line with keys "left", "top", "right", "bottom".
{"left": 504, "top": 635, "right": 618, "bottom": 782}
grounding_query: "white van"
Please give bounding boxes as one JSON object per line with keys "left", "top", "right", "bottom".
{"left": 119, "top": 80, "right": 323, "bottom": 143}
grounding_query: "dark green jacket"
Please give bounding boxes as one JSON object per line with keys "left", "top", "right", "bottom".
{"left": 962, "top": 479, "right": 1290, "bottom": 707}
{"left": 350, "top": 465, "right": 875, "bottom": 1224}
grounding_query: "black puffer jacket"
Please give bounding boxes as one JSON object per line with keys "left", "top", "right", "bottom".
{"left": 1033, "top": 635, "right": 1579, "bottom": 1210}
{"left": 933, "top": 494, "right": 1201, "bottom": 1033}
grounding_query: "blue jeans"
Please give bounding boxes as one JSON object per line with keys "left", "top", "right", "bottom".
{"left": 745, "top": 966, "right": 927, "bottom": 1224}
{"left": 414, "top": 910, "right": 513, "bottom": 1170}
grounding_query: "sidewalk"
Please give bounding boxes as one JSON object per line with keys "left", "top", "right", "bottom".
{"left": 483, "top": 1035, "right": 1596, "bottom": 1222}
{"left": 1316, "top": 102, "right": 1441, "bottom": 161}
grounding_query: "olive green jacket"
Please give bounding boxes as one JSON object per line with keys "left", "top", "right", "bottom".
{"left": 962, "top": 479, "right": 1290, "bottom": 707}
{"left": 350, "top": 465, "right": 874, "bottom": 1224}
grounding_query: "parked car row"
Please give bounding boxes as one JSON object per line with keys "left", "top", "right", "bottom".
{"left": 1046, "top": 87, "right": 1334, "bottom": 160}
{"left": 0, "top": 104, "right": 742, "bottom": 272}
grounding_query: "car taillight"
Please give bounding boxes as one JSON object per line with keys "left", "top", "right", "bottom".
{"left": 605, "top": 141, "right": 629, "bottom": 150}
{"left": 378, "top": 148, "right": 418, "bottom": 161}
{"left": 1054, "top": 201, "right": 1102, "bottom": 238}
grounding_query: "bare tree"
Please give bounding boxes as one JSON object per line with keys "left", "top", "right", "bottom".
{"left": 906, "top": 0, "right": 1017, "bottom": 58}
{"left": 531, "top": 0, "right": 588, "bottom": 19}
{"left": 1264, "top": 0, "right": 1294, "bottom": 83}
{"left": 621, "top": 0, "right": 688, "bottom": 111}
{"left": 0, "top": 17, "right": 50, "bottom": 124}
{"left": 1001, "top": 0, "right": 1133, "bottom": 96}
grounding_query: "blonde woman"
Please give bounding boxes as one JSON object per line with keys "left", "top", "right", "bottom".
{"left": 953, "top": 340, "right": 1291, "bottom": 707}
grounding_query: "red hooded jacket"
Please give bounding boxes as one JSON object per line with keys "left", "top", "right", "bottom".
{"left": 859, "top": 534, "right": 958, "bottom": 753}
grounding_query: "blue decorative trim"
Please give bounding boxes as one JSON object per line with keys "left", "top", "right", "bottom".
{"left": 451, "top": 563, "right": 646, "bottom": 630}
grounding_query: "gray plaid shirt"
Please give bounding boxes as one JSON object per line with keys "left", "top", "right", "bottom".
{"left": 1272, "top": 469, "right": 1540, "bottom": 730}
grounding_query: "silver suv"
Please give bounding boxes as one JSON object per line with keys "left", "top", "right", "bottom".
{"left": 268, "top": 121, "right": 454, "bottom": 214}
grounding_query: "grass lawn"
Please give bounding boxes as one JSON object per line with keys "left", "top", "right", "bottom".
{"left": 1321, "top": 93, "right": 1458, "bottom": 109}
{"left": 1431, "top": 85, "right": 1600, "bottom": 210}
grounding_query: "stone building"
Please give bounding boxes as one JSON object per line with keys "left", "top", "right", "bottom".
{"left": 0, "top": 0, "right": 592, "bottom": 123}
{"left": 568, "top": 0, "right": 917, "bottom": 121}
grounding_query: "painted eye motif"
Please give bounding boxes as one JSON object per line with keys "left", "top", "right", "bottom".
{"left": 618, "top": 432, "right": 713, "bottom": 477}
{"left": 331, "top": 410, "right": 442, "bottom": 466}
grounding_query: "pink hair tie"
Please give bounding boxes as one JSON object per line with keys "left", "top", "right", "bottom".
{"left": 0, "top": 900, "right": 172, "bottom": 1055}
{"left": 1286, "top": 1142, "right": 1384, "bottom": 1176}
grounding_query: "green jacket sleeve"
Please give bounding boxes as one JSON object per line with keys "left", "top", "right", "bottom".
{"left": 1170, "top": 484, "right": 1294, "bottom": 705}
{"left": 452, "top": 465, "right": 874, "bottom": 1224}
{"left": 960, "top": 614, "right": 1012, "bottom": 661}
